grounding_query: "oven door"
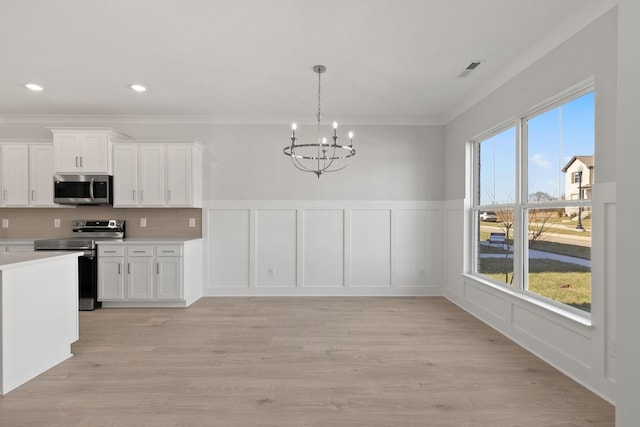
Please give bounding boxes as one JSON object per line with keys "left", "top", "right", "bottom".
{"left": 78, "top": 254, "right": 101, "bottom": 311}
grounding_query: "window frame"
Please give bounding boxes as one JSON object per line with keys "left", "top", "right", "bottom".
{"left": 469, "top": 82, "right": 594, "bottom": 317}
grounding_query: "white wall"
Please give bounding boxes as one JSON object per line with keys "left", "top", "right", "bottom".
{"left": 0, "top": 122, "right": 445, "bottom": 201}
{"left": 615, "top": 0, "right": 640, "bottom": 425}
{"left": 204, "top": 200, "right": 443, "bottom": 295}
{"left": 443, "top": 8, "right": 618, "bottom": 402}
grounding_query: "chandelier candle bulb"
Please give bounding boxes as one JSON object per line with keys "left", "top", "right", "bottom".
{"left": 291, "top": 123, "right": 297, "bottom": 137}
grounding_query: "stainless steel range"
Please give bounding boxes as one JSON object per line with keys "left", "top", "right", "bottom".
{"left": 34, "top": 220, "right": 125, "bottom": 311}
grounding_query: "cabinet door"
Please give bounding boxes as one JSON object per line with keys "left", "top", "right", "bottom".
{"left": 29, "top": 144, "right": 56, "bottom": 206}
{"left": 126, "top": 257, "right": 154, "bottom": 299}
{"left": 79, "top": 133, "right": 109, "bottom": 173}
{"left": 53, "top": 134, "right": 81, "bottom": 172}
{"left": 156, "top": 257, "right": 183, "bottom": 300}
{"left": 98, "top": 257, "right": 125, "bottom": 300}
{"left": 166, "top": 145, "right": 192, "bottom": 206}
{"left": 1, "top": 145, "right": 30, "bottom": 206}
{"left": 138, "top": 145, "right": 165, "bottom": 206}
{"left": 113, "top": 145, "right": 138, "bottom": 206}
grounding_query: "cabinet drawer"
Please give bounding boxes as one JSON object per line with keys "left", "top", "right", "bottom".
{"left": 126, "top": 245, "right": 154, "bottom": 256}
{"left": 156, "top": 245, "right": 182, "bottom": 256}
{"left": 98, "top": 246, "right": 124, "bottom": 257}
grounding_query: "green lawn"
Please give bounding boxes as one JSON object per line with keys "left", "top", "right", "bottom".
{"left": 479, "top": 258, "right": 590, "bottom": 312}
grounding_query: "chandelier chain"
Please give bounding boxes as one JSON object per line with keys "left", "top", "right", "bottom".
{"left": 317, "top": 69, "right": 322, "bottom": 125}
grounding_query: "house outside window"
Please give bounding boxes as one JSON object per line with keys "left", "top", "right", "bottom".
{"left": 470, "top": 86, "right": 594, "bottom": 313}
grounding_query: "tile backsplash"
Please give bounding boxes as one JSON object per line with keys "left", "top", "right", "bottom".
{"left": 0, "top": 207, "right": 202, "bottom": 239}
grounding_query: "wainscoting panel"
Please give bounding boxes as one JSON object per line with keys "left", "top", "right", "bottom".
{"left": 204, "top": 201, "right": 443, "bottom": 296}
{"left": 255, "top": 210, "right": 297, "bottom": 288}
{"left": 302, "top": 209, "right": 344, "bottom": 288}
{"left": 394, "top": 209, "right": 441, "bottom": 287}
{"left": 350, "top": 210, "right": 391, "bottom": 287}
{"left": 463, "top": 281, "right": 508, "bottom": 323}
{"left": 511, "top": 304, "right": 591, "bottom": 369}
{"left": 445, "top": 181, "right": 617, "bottom": 403}
{"left": 208, "top": 209, "right": 250, "bottom": 288}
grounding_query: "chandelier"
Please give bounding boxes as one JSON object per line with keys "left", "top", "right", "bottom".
{"left": 283, "top": 65, "right": 356, "bottom": 178}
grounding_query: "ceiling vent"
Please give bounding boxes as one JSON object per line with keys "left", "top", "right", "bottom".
{"left": 459, "top": 60, "right": 483, "bottom": 77}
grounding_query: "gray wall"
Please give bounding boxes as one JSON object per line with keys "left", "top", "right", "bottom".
{"left": 443, "top": 8, "right": 618, "bottom": 402}
{"left": 616, "top": 0, "right": 640, "bottom": 424}
{"left": 444, "top": 8, "right": 618, "bottom": 200}
{"left": 0, "top": 122, "right": 445, "bottom": 201}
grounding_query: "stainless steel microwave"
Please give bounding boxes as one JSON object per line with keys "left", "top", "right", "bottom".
{"left": 53, "top": 175, "right": 113, "bottom": 205}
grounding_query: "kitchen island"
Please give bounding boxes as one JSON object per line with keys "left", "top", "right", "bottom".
{"left": 0, "top": 251, "right": 80, "bottom": 395}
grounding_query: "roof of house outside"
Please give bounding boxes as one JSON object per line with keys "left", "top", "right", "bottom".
{"left": 561, "top": 155, "right": 594, "bottom": 173}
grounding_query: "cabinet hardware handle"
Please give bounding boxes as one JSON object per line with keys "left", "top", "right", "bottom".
{"left": 31, "top": 190, "right": 35, "bottom": 201}
{"left": 3, "top": 190, "right": 6, "bottom": 200}
{"left": 140, "top": 190, "right": 144, "bottom": 201}
{"left": 104, "top": 250, "right": 117, "bottom": 253}
{"left": 161, "top": 250, "right": 173, "bottom": 253}
{"left": 118, "top": 263, "right": 121, "bottom": 274}
{"left": 128, "top": 263, "right": 131, "bottom": 274}
{"left": 133, "top": 250, "right": 145, "bottom": 253}
{"left": 157, "top": 263, "right": 160, "bottom": 274}
{"left": 168, "top": 190, "right": 171, "bottom": 201}
{"left": 75, "top": 156, "right": 78, "bottom": 167}
{"left": 79, "top": 156, "right": 83, "bottom": 168}
{"left": 133, "top": 190, "right": 136, "bottom": 201}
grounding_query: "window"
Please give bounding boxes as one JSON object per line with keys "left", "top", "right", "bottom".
{"left": 572, "top": 172, "right": 581, "bottom": 184}
{"left": 471, "top": 86, "right": 594, "bottom": 313}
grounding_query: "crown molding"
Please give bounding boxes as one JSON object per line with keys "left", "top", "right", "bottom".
{"left": 0, "top": 114, "right": 444, "bottom": 126}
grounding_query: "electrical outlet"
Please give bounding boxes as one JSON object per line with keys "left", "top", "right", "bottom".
{"left": 1, "top": 219, "right": 8, "bottom": 228}
{"left": 189, "top": 218, "right": 196, "bottom": 227}
{"left": 140, "top": 218, "right": 147, "bottom": 227}
{"left": 267, "top": 267, "right": 275, "bottom": 278}
{"left": 54, "top": 218, "right": 61, "bottom": 228}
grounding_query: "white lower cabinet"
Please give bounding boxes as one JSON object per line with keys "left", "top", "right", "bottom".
{"left": 126, "top": 248, "right": 154, "bottom": 300}
{"left": 97, "top": 241, "right": 201, "bottom": 307}
{"left": 156, "top": 257, "right": 182, "bottom": 300}
{"left": 98, "top": 256, "right": 125, "bottom": 300}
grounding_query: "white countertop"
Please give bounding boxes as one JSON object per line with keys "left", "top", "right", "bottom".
{"left": 96, "top": 238, "right": 203, "bottom": 245}
{"left": 0, "top": 251, "right": 82, "bottom": 270}
{"left": 0, "top": 239, "right": 36, "bottom": 245}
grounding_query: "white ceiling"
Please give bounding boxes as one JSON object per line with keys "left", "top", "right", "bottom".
{"left": 0, "top": 0, "right": 615, "bottom": 125}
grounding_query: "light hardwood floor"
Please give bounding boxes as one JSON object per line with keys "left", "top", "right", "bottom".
{"left": 0, "top": 297, "right": 614, "bottom": 426}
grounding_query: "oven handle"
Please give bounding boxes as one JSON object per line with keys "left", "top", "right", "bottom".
{"left": 89, "top": 177, "right": 95, "bottom": 201}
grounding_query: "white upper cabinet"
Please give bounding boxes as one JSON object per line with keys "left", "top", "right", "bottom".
{"left": 166, "top": 144, "right": 203, "bottom": 207}
{"left": 138, "top": 145, "right": 166, "bottom": 206}
{"left": 50, "top": 128, "right": 129, "bottom": 174}
{"left": 0, "top": 142, "right": 56, "bottom": 207}
{"left": 113, "top": 141, "right": 202, "bottom": 208}
{"left": 29, "top": 144, "right": 56, "bottom": 206}
{"left": 112, "top": 144, "right": 138, "bottom": 206}
{"left": 1, "top": 144, "right": 30, "bottom": 206}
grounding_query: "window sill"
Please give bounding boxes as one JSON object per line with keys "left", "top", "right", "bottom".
{"left": 461, "top": 273, "right": 593, "bottom": 328}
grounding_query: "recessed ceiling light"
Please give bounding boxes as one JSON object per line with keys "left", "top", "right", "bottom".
{"left": 25, "top": 83, "right": 44, "bottom": 91}
{"left": 130, "top": 84, "right": 147, "bottom": 92}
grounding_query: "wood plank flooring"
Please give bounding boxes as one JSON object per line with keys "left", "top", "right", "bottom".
{"left": 0, "top": 297, "right": 614, "bottom": 426}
